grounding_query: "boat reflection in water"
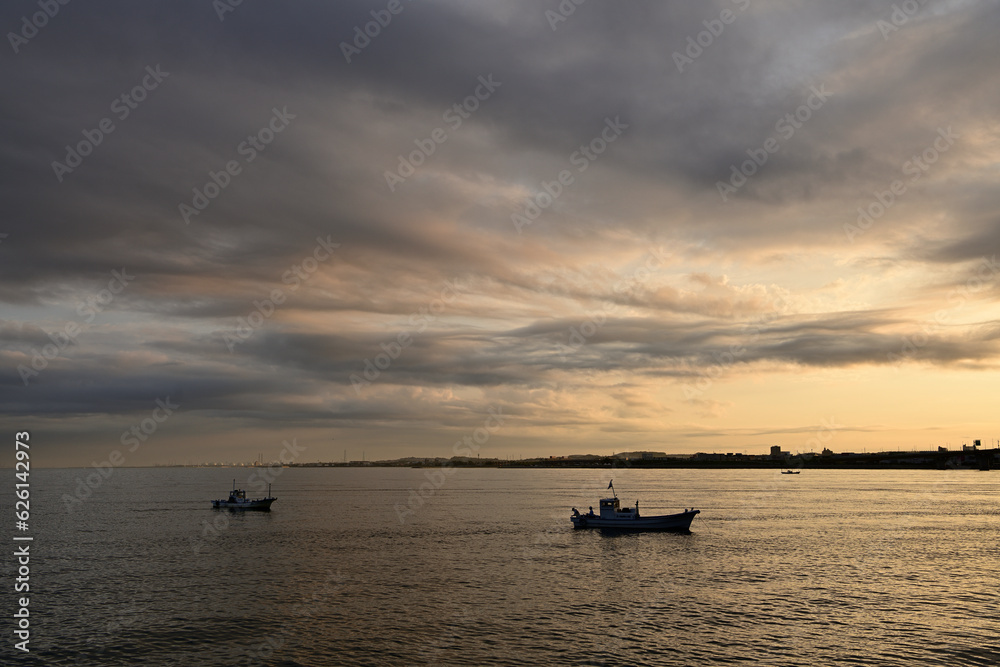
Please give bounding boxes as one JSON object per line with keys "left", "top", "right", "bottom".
{"left": 570, "top": 480, "right": 698, "bottom": 532}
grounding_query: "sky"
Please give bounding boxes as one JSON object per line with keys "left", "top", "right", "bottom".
{"left": 2, "top": 0, "right": 999, "bottom": 467}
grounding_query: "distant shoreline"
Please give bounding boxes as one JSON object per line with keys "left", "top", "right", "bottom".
{"left": 16, "top": 448, "right": 998, "bottom": 471}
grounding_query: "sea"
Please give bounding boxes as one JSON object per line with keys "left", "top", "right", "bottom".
{"left": 3, "top": 467, "right": 998, "bottom": 666}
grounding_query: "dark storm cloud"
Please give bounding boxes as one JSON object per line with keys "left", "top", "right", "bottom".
{"left": 2, "top": 0, "right": 998, "bottom": 463}
{"left": 3, "top": 0, "right": 994, "bottom": 289}
{"left": 15, "top": 303, "right": 995, "bottom": 424}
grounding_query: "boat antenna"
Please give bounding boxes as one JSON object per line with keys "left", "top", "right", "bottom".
{"left": 608, "top": 479, "right": 616, "bottom": 498}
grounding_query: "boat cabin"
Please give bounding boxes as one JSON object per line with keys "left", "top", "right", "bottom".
{"left": 228, "top": 489, "right": 247, "bottom": 502}
{"left": 599, "top": 497, "right": 639, "bottom": 519}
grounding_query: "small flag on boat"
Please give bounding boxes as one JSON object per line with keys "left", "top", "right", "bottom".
{"left": 608, "top": 480, "right": 613, "bottom": 489}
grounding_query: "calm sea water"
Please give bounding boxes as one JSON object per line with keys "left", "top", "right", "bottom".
{"left": 3, "top": 467, "right": 998, "bottom": 666}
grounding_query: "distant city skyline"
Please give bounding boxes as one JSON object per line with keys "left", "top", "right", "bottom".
{"left": 2, "top": 2, "right": 999, "bottom": 467}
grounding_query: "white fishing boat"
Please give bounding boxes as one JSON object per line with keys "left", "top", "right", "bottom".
{"left": 570, "top": 481, "right": 698, "bottom": 531}
{"left": 211, "top": 480, "right": 276, "bottom": 510}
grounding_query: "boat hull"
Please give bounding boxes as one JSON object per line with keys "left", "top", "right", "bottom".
{"left": 571, "top": 509, "right": 699, "bottom": 531}
{"left": 211, "top": 498, "right": 275, "bottom": 510}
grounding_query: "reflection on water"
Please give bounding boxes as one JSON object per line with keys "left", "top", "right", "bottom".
{"left": 9, "top": 468, "right": 999, "bottom": 665}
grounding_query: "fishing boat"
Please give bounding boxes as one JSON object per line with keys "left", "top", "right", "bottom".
{"left": 211, "top": 480, "right": 276, "bottom": 510}
{"left": 781, "top": 470, "right": 800, "bottom": 474}
{"left": 570, "top": 481, "right": 698, "bottom": 531}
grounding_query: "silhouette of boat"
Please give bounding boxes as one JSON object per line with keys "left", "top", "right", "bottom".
{"left": 781, "top": 470, "right": 800, "bottom": 474}
{"left": 211, "top": 480, "right": 276, "bottom": 510}
{"left": 570, "top": 481, "right": 698, "bottom": 531}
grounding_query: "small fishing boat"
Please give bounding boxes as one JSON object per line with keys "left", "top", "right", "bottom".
{"left": 570, "top": 481, "right": 698, "bottom": 531}
{"left": 781, "top": 470, "right": 800, "bottom": 474}
{"left": 211, "top": 480, "right": 276, "bottom": 510}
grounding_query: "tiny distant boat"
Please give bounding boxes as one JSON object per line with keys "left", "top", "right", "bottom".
{"left": 570, "top": 481, "right": 698, "bottom": 531}
{"left": 781, "top": 470, "right": 800, "bottom": 474}
{"left": 211, "top": 480, "right": 276, "bottom": 510}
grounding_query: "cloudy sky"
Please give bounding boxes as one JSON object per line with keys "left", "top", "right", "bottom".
{"left": 2, "top": 0, "right": 999, "bottom": 466}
